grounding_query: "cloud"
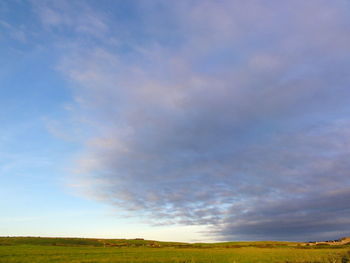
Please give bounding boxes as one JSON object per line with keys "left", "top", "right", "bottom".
{"left": 31, "top": 0, "right": 109, "bottom": 39}
{"left": 37, "top": 0, "right": 350, "bottom": 241}
{"left": 218, "top": 188, "right": 350, "bottom": 241}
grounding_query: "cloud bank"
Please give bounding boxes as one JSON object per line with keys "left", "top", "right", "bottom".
{"left": 33, "top": 0, "right": 350, "bottom": 241}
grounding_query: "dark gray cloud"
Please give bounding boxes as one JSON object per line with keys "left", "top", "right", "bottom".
{"left": 48, "top": 0, "right": 350, "bottom": 240}
{"left": 218, "top": 188, "right": 350, "bottom": 241}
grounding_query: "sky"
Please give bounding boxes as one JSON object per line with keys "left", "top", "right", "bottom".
{"left": 1, "top": 0, "right": 350, "bottom": 242}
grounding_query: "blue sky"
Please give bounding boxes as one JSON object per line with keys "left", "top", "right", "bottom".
{"left": 1, "top": 0, "right": 350, "bottom": 242}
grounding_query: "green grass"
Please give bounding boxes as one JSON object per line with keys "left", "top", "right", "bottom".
{"left": 0, "top": 237, "right": 349, "bottom": 263}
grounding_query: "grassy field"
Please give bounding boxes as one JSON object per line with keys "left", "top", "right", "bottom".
{"left": 0, "top": 237, "right": 349, "bottom": 263}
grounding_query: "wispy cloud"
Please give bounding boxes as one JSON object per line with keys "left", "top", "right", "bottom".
{"left": 31, "top": 0, "right": 109, "bottom": 39}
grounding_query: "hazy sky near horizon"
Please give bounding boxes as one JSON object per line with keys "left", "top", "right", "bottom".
{"left": 1, "top": 0, "right": 350, "bottom": 242}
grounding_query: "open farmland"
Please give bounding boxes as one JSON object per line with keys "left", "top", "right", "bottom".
{"left": 0, "top": 237, "right": 349, "bottom": 263}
